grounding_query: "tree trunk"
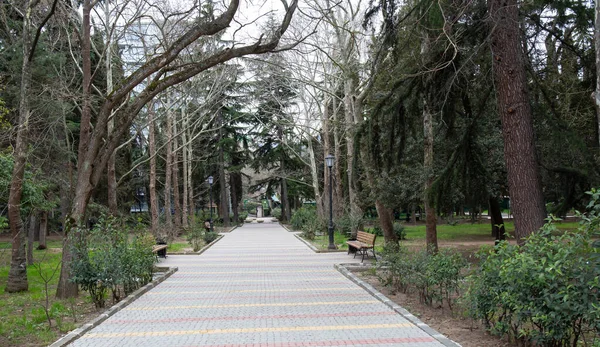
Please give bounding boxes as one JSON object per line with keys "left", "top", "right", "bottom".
{"left": 187, "top": 125, "right": 195, "bottom": 227}
{"left": 57, "top": 0, "right": 94, "bottom": 298}
{"left": 39, "top": 211, "right": 47, "bottom": 249}
{"left": 181, "top": 109, "right": 189, "bottom": 229}
{"left": 6, "top": 0, "right": 34, "bottom": 293}
{"left": 344, "top": 78, "right": 361, "bottom": 225}
{"left": 489, "top": 0, "right": 545, "bottom": 243}
{"left": 332, "top": 97, "right": 343, "bottom": 219}
{"left": 375, "top": 200, "right": 397, "bottom": 244}
{"left": 218, "top": 114, "right": 230, "bottom": 226}
{"left": 595, "top": 0, "right": 600, "bottom": 147}
{"left": 489, "top": 196, "right": 506, "bottom": 244}
{"left": 172, "top": 114, "right": 182, "bottom": 229}
{"left": 148, "top": 108, "right": 159, "bottom": 235}
{"left": 105, "top": 0, "right": 117, "bottom": 216}
{"left": 164, "top": 113, "right": 173, "bottom": 228}
{"left": 27, "top": 215, "right": 36, "bottom": 265}
{"left": 308, "top": 132, "right": 322, "bottom": 219}
{"left": 423, "top": 99, "right": 438, "bottom": 254}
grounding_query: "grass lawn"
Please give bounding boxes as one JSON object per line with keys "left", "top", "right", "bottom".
{"left": 168, "top": 242, "right": 191, "bottom": 252}
{"left": 302, "top": 219, "right": 582, "bottom": 252}
{"left": 0, "top": 247, "right": 97, "bottom": 347}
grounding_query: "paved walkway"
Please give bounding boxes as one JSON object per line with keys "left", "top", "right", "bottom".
{"left": 69, "top": 223, "right": 449, "bottom": 347}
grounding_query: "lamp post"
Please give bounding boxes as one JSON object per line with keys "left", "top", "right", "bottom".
{"left": 325, "top": 154, "right": 336, "bottom": 250}
{"left": 208, "top": 176, "right": 214, "bottom": 232}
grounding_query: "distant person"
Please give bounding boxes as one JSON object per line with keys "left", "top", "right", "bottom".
{"left": 204, "top": 220, "right": 211, "bottom": 232}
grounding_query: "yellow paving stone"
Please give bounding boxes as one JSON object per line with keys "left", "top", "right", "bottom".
{"left": 126, "top": 300, "right": 379, "bottom": 311}
{"left": 147, "top": 287, "right": 363, "bottom": 295}
{"left": 82, "top": 323, "right": 414, "bottom": 338}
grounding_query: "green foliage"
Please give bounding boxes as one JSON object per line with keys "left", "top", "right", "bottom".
{"left": 290, "top": 206, "right": 325, "bottom": 240}
{"left": 0, "top": 153, "right": 54, "bottom": 213}
{"left": 393, "top": 222, "right": 406, "bottom": 240}
{"left": 70, "top": 216, "right": 156, "bottom": 308}
{"left": 271, "top": 207, "right": 282, "bottom": 219}
{"left": 290, "top": 207, "right": 314, "bottom": 230}
{"left": 463, "top": 215, "right": 600, "bottom": 346}
{"left": 186, "top": 227, "right": 204, "bottom": 252}
{"left": 378, "top": 244, "right": 466, "bottom": 309}
{"left": 244, "top": 201, "right": 261, "bottom": 214}
{"left": 335, "top": 212, "right": 363, "bottom": 236}
{"left": 238, "top": 211, "right": 249, "bottom": 223}
{"left": 203, "top": 231, "right": 219, "bottom": 244}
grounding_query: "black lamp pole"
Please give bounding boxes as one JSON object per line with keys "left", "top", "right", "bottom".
{"left": 325, "top": 155, "right": 336, "bottom": 250}
{"left": 208, "top": 176, "right": 214, "bottom": 232}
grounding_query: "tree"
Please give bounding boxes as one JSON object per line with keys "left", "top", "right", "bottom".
{"left": 56, "top": 0, "right": 299, "bottom": 298}
{"left": 489, "top": 0, "right": 546, "bottom": 242}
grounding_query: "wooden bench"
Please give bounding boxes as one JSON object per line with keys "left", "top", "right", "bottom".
{"left": 152, "top": 244, "right": 168, "bottom": 259}
{"left": 346, "top": 231, "right": 376, "bottom": 261}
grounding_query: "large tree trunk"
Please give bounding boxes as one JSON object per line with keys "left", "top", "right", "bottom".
{"left": 218, "top": 114, "right": 230, "bottom": 226}
{"left": 595, "top": 0, "right": 600, "bottom": 147}
{"left": 187, "top": 125, "right": 195, "bottom": 227}
{"left": 164, "top": 113, "right": 173, "bottom": 228}
{"left": 423, "top": 99, "right": 438, "bottom": 254}
{"left": 375, "top": 201, "right": 397, "bottom": 244}
{"left": 489, "top": 0, "right": 545, "bottom": 243}
{"left": 148, "top": 108, "right": 159, "bottom": 235}
{"left": 105, "top": 0, "right": 118, "bottom": 216}
{"left": 332, "top": 97, "right": 344, "bottom": 219}
{"left": 344, "top": 78, "right": 361, "bottom": 226}
{"left": 57, "top": 0, "right": 95, "bottom": 298}
{"left": 181, "top": 109, "right": 189, "bottom": 229}
{"left": 172, "top": 114, "right": 182, "bottom": 229}
{"left": 6, "top": 0, "right": 34, "bottom": 293}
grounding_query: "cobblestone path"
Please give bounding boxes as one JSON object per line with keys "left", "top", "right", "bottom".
{"left": 69, "top": 223, "right": 450, "bottom": 347}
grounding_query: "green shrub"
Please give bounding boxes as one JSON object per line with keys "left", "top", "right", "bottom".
{"left": 301, "top": 217, "right": 325, "bottom": 240}
{"left": 239, "top": 211, "right": 249, "bottom": 223}
{"left": 463, "top": 217, "right": 600, "bottom": 346}
{"left": 186, "top": 227, "right": 204, "bottom": 252}
{"left": 335, "top": 212, "right": 363, "bottom": 237}
{"left": 290, "top": 207, "right": 315, "bottom": 230}
{"left": 271, "top": 207, "right": 282, "bottom": 219}
{"left": 378, "top": 244, "right": 466, "bottom": 309}
{"left": 203, "top": 231, "right": 219, "bottom": 244}
{"left": 393, "top": 222, "right": 406, "bottom": 240}
{"left": 70, "top": 216, "right": 156, "bottom": 308}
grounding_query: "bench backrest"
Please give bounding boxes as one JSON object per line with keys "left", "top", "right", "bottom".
{"left": 356, "top": 231, "right": 376, "bottom": 246}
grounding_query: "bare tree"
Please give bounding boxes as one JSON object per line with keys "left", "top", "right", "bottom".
{"left": 56, "top": 0, "right": 299, "bottom": 298}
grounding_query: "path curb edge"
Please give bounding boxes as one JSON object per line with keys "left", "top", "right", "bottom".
{"left": 334, "top": 263, "right": 462, "bottom": 347}
{"left": 48, "top": 267, "right": 178, "bottom": 347}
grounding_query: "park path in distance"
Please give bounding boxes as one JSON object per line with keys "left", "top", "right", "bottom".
{"left": 69, "top": 222, "right": 448, "bottom": 347}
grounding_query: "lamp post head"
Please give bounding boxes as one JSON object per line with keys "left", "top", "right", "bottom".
{"left": 208, "top": 176, "right": 213, "bottom": 185}
{"left": 325, "top": 154, "right": 335, "bottom": 168}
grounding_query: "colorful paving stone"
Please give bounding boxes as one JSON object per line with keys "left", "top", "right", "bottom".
{"left": 68, "top": 222, "right": 452, "bottom": 347}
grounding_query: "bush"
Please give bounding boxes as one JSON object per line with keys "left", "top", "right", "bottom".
{"left": 70, "top": 216, "right": 156, "bottom": 308}
{"left": 271, "top": 207, "right": 282, "bottom": 219}
{"left": 393, "top": 222, "right": 406, "bottom": 240}
{"left": 238, "top": 211, "right": 249, "bottom": 223}
{"left": 203, "top": 231, "right": 219, "bottom": 244}
{"left": 301, "top": 217, "right": 326, "bottom": 240}
{"left": 290, "top": 207, "right": 315, "bottom": 230}
{"left": 378, "top": 244, "right": 466, "bottom": 309}
{"left": 335, "top": 212, "right": 363, "bottom": 237}
{"left": 186, "top": 227, "right": 204, "bottom": 252}
{"left": 463, "top": 217, "right": 600, "bottom": 346}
